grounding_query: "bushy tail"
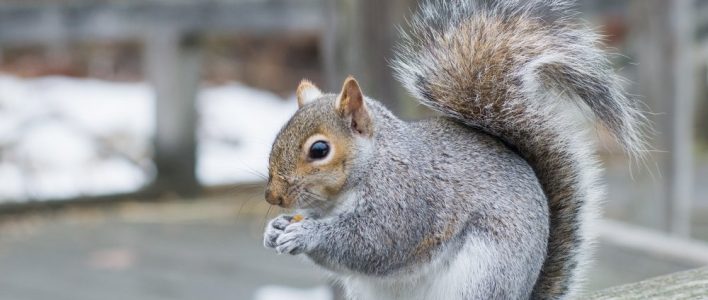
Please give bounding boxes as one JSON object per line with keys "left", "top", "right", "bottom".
{"left": 393, "top": 0, "right": 647, "bottom": 298}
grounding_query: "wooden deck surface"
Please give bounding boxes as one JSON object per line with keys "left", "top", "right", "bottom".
{"left": 0, "top": 193, "right": 326, "bottom": 300}
{"left": 589, "top": 267, "right": 708, "bottom": 299}
{"left": 0, "top": 190, "right": 702, "bottom": 300}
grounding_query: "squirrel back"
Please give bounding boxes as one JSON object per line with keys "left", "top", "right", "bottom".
{"left": 393, "top": 0, "right": 647, "bottom": 298}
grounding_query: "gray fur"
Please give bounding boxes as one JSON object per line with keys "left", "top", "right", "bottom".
{"left": 268, "top": 99, "right": 548, "bottom": 299}
{"left": 264, "top": 0, "right": 646, "bottom": 299}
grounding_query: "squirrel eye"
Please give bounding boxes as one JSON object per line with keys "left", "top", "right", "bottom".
{"left": 308, "top": 141, "right": 330, "bottom": 160}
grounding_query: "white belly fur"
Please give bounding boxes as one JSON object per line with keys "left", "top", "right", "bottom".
{"left": 341, "top": 236, "right": 496, "bottom": 300}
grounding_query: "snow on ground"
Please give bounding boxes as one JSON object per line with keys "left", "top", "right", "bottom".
{"left": 198, "top": 84, "right": 297, "bottom": 185}
{"left": 253, "top": 285, "right": 332, "bottom": 300}
{"left": 0, "top": 74, "right": 296, "bottom": 202}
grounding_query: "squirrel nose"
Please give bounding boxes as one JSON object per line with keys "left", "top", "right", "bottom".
{"left": 265, "top": 189, "right": 283, "bottom": 206}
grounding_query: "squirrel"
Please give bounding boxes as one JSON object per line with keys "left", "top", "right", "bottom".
{"left": 263, "top": 0, "right": 647, "bottom": 299}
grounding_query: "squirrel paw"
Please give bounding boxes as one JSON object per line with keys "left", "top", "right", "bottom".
{"left": 264, "top": 214, "right": 292, "bottom": 249}
{"left": 274, "top": 220, "right": 318, "bottom": 255}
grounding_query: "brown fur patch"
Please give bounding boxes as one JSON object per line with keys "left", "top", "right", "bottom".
{"left": 422, "top": 17, "right": 546, "bottom": 116}
{"left": 291, "top": 127, "right": 352, "bottom": 201}
{"left": 337, "top": 77, "right": 372, "bottom": 137}
{"left": 412, "top": 221, "right": 458, "bottom": 261}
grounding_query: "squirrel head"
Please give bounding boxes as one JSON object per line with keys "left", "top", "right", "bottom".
{"left": 265, "top": 76, "right": 373, "bottom": 210}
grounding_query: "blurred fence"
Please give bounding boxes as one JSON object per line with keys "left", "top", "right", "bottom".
{"left": 0, "top": 0, "right": 323, "bottom": 197}
{"left": 0, "top": 0, "right": 422, "bottom": 199}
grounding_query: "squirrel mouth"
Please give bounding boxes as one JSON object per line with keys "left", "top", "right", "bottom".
{"left": 293, "top": 191, "right": 331, "bottom": 212}
{"left": 279, "top": 198, "right": 295, "bottom": 208}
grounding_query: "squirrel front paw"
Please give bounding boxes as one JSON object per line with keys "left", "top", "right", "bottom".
{"left": 274, "top": 220, "right": 319, "bottom": 255}
{"left": 264, "top": 214, "right": 292, "bottom": 249}
{"left": 264, "top": 214, "right": 320, "bottom": 255}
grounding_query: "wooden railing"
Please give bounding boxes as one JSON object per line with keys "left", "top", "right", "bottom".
{"left": 588, "top": 267, "right": 708, "bottom": 299}
{"left": 0, "top": 0, "right": 324, "bottom": 196}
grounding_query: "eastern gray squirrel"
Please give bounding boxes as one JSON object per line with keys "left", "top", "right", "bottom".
{"left": 263, "top": 0, "right": 647, "bottom": 299}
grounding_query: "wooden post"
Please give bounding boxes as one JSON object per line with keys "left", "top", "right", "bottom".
{"left": 144, "top": 29, "right": 202, "bottom": 196}
{"left": 670, "top": 0, "right": 697, "bottom": 238}
{"left": 323, "top": 0, "right": 418, "bottom": 115}
{"left": 699, "top": 57, "right": 708, "bottom": 145}
{"left": 629, "top": 0, "right": 696, "bottom": 237}
{"left": 44, "top": 6, "right": 71, "bottom": 70}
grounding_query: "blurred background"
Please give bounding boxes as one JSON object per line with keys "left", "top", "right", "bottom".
{"left": 0, "top": 0, "right": 705, "bottom": 299}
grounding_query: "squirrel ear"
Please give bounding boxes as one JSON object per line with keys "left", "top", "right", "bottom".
{"left": 296, "top": 79, "right": 322, "bottom": 108}
{"left": 336, "top": 76, "right": 372, "bottom": 137}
